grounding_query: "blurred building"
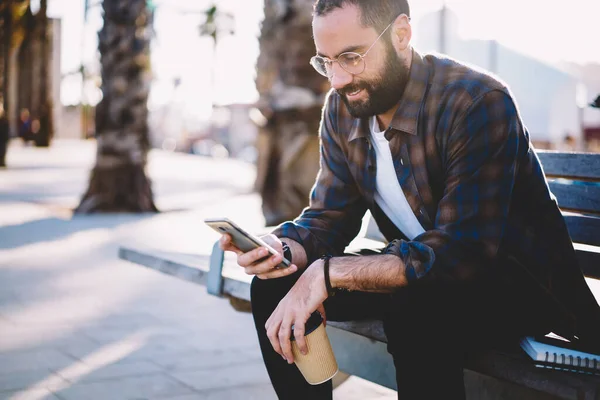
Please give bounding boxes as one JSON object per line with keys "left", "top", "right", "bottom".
{"left": 415, "top": 9, "right": 600, "bottom": 150}
{"left": 185, "top": 103, "right": 259, "bottom": 162}
{"left": 147, "top": 101, "right": 258, "bottom": 162}
{"left": 212, "top": 103, "right": 258, "bottom": 161}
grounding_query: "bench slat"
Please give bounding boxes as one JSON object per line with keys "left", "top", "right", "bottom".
{"left": 550, "top": 182, "right": 600, "bottom": 215}
{"left": 537, "top": 151, "right": 600, "bottom": 180}
{"left": 118, "top": 247, "right": 253, "bottom": 301}
{"left": 565, "top": 215, "right": 600, "bottom": 247}
{"left": 118, "top": 248, "right": 209, "bottom": 285}
{"left": 576, "top": 245, "right": 600, "bottom": 279}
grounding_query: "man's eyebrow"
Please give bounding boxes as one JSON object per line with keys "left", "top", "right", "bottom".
{"left": 317, "top": 44, "right": 364, "bottom": 58}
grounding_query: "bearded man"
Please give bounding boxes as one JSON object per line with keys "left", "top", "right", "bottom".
{"left": 220, "top": 1, "right": 600, "bottom": 398}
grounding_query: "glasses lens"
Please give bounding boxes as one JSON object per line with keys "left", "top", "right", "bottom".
{"left": 310, "top": 56, "right": 329, "bottom": 77}
{"left": 339, "top": 53, "right": 364, "bottom": 74}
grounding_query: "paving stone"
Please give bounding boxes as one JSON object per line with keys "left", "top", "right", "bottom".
{"left": 0, "top": 326, "right": 81, "bottom": 353}
{"left": 79, "top": 325, "right": 195, "bottom": 345}
{"left": 55, "top": 360, "right": 164, "bottom": 384}
{"left": 0, "top": 369, "right": 67, "bottom": 392}
{"left": 189, "top": 330, "right": 259, "bottom": 353}
{"left": 158, "top": 383, "right": 277, "bottom": 400}
{"left": 167, "top": 361, "right": 271, "bottom": 392}
{"left": 332, "top": 375, "right": 397, "bottom": 399}
{"left": 51, "top": 337, "right": 110, "bottom": 361}
{"left": 55, "top": 373, "right": 195, "bottom": 400}
{"left": 150, "top": 348, "right": 262, "bottom": 372}
{"left": 0, "top": 301, "right": 114, "bottom": 326}
{"left": 92, "top": 313, "right": 164, "bottom": 329}
{"left": 14, "top": 336, "right": 100, "bottom": 362}
{"left": 116, "top": 342, "right": 205, "bottom": 364}
{"left": 52, "top": 336, "right": 140, "bottom": 364}
{"left": 0, "top": 349, "right": 77, "bottom": 375}
{"left": 0, "top": 388, "right": 61, "bottom": 400}
{"left": 53, "top": 332, "right": 198, "bottom": 368}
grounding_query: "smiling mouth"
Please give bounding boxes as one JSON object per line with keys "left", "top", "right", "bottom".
{"left": 343, "top": 88, "right": 364, "bottom": 100}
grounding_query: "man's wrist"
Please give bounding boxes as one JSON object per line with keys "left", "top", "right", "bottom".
{"left": 327, "top": 256, "right": 344, "bottom": 290}
{"left": 281, "top": 241, "right": 292, "bottom": 264}
{"left": 280, "top": 238, "right": 307, "bottom": 268}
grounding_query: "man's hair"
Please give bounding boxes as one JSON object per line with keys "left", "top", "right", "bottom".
{"left": 313, "top": 0, "right": 410, "bottom": 32}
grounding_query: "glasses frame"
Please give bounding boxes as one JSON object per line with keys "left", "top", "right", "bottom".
{"left": 310, "top": 16, "right": 405, "bottom": 78}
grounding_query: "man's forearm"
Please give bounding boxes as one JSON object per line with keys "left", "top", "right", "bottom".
{"left": 328, "top": 255, "right": 408, "bottom": 293}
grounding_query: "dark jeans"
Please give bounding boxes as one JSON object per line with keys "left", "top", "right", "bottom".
{"left": 250, "top": 259, "right": 553, "bottom": 400}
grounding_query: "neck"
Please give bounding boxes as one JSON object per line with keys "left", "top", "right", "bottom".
{"left": 376, "top": 107, "right": 397, "bottom": 130}
{"left": 375, "top": 49, "right": 413, "bottom": 130}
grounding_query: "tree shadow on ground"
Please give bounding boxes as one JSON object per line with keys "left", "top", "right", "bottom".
{"left": 0, "top": 214, "right": 154, "bottom": 250}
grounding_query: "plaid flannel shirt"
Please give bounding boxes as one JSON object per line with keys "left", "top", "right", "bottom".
{"left": 272, "top": 51, "right": 600, "bottom": 338}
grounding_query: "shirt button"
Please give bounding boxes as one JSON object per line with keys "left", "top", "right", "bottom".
{"left": 400, "top": 158, "right": 404, "bottom": 166}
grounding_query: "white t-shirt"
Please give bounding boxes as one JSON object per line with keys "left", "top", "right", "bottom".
{"left": 370, "top": 116, "right": 425, "bottom": 240}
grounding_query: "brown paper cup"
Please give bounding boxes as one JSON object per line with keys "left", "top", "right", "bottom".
{"left": 291, "top": 322, "right": 338, "bottom": 385}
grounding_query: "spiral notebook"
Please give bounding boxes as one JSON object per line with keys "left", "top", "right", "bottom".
{"left": 520, "top": 333, "right": 600, "bottom": 375}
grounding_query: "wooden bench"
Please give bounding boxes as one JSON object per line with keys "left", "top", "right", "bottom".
{"left": 119, "top": 150, "right": 600, "bottom": 399}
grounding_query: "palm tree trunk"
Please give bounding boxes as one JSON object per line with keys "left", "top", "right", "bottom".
{"left": 4, "top": 1, "right": 27, "bottom": 138}
{"left": 34, "top": 0, "right": 52, "bottom": 147}
{"left": 75, "top": 0, "right": 157, "bottom": 213}
{"left": 0, "top": 3, "right": 9, "bottom": 166}
{"left": 255, "top": 0, "right": 328, "bottom": 226}
{"left": 0, "top": 7, "right": 5, "bottom": 108}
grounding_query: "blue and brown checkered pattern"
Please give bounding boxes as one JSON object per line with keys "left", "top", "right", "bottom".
{"left": 272, "top": 51, "right": 598, "bottom": 338}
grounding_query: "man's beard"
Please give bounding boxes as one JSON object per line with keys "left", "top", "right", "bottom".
{"left": 338, "top": 43, "right": 409, "bottom": 119}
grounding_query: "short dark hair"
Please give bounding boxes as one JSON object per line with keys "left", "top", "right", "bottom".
{"left": 313, "top": 0, "right": 410, "bottom": 32}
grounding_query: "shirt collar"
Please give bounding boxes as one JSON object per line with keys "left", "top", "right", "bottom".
{"left": 348, "top": 49, "right": 430, "bottom": 142}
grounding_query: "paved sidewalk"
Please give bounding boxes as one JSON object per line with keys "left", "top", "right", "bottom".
{"left": 0, "top": 140, "right": 396, "bottom": 400}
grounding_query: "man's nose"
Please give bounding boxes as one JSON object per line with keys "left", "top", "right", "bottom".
{"left": 329, "top": 63, "right": 353, "bottom": 91}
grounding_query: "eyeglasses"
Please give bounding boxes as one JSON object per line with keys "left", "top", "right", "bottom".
{"left": 309, "top": 17, "right": 401, "bottom": 78}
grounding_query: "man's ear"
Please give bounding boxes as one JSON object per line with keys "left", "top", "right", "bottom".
{"left": 392, "top": 14, "right": 412, "bottom": 51}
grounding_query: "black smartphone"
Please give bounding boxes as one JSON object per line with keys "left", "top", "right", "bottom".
{"left": 204, "top": 217, "right": 291, "bottom": 269}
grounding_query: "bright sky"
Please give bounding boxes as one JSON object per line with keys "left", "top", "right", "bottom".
{"left": 440, "top": 0, "right": 600, "bottom": 65}
{"left": 47, "top": 0, "right": 599, "bottom": 118}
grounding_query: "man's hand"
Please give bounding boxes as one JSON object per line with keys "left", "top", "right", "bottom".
{"left": 219, "top": 233, "right": 298, "bottom": 279}
{"left": 265, "top": 260, "right": 328, "bottom": 364}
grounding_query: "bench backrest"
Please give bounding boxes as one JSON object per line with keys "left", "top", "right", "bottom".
{"left": 537, "top": 151, "right": 600, "bottom": 278}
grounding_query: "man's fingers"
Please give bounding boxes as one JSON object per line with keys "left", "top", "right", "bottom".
{"left": 266, "top": 319, "right": 284, "bottom": 359}
{"left": 317, "top": 303, "right": 327, "bottom": 327}
{"left": 279, "top": 321, "right": 294, "bottom": 364}
{"left": 243, "top": 253, "right": 291, "bottom": 276}
{"left": 255, "top": 264, "right": 298, "bottom": 280}
{"left": 293, "top": 321, "right": 307, "bottom": 356}
{"left": 220, "top": 235, "right": 285, "bottom": 276}
{"left": 237, "top": 246, "right": 272, "bottom": 267}
{"left": 219, "top": 235, "right": 243, "bottom": 255}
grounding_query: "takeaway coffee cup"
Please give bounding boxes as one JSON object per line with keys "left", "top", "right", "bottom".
{"left": 291, "top": 311, "right": 338, "bottom": 385}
